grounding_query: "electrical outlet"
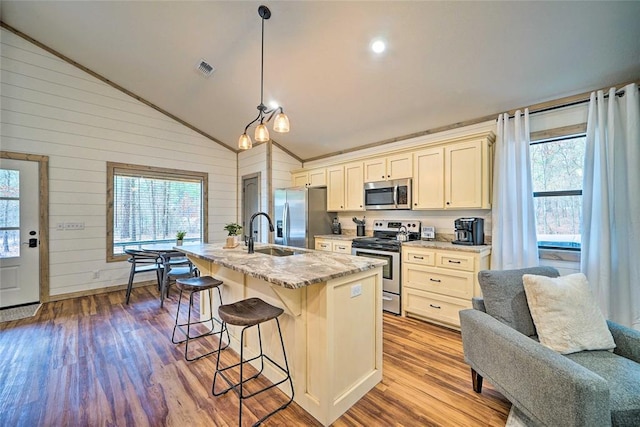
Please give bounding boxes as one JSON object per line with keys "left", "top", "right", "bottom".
{"left": 92, "top": 270, "right": 100, "bottom": 279}
{"left": 350, "top": 283, "right": 362, "bottom": 298}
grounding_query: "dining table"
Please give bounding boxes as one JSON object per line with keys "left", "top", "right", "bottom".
{"left": 141, "top": 243, "right": 196, "bottom": 307}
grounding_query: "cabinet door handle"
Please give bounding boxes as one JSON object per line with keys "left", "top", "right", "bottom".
{"left": 429, "top": 278, "right": 441, "bottom": 283}
{"left": 414, "top": 256, "right": 424, "bottom": 260}
{"left": 448, "top": 260, "right": 461, "bottom": 264}
{"left": 429, "top": 304, "right": 441, "bottom": 309}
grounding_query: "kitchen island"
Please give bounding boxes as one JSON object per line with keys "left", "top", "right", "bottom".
{"left": 177, "top": 243, "right": 385, "bottom": 426}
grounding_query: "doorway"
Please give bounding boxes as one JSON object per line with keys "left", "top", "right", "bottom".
{"left": 0, "top": 152, "right": 49, "bottom": 307}
{"left": 242, "top": 173, "right": 261, "bottom": 244}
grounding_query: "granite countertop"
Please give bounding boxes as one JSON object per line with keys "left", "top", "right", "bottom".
{"left": 402, "top": 240, "right": 492, "bottom": 253}
{"left": 314, "top": 234, "right": 357, "bottom": 241}
{"left": 176, "top": 243, "right": 386, "bottom": 289}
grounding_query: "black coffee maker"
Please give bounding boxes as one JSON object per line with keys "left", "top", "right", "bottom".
{"left": 453, "top": 217, "right": 484, "bottom": 245}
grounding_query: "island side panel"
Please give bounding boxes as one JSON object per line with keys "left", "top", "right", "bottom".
{"left": 305, "top": 267, "right": 383, "bottom": 425}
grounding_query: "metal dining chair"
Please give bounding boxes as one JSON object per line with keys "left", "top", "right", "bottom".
{"left": 159, "top": 250, "right": 198, "bottom": 308}
{"left": 124, "top": 249, "right": 163, "bottom": 304}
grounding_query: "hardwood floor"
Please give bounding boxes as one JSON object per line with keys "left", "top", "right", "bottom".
{"left": 0, "top": 286, "right": 510, "bottom": 426}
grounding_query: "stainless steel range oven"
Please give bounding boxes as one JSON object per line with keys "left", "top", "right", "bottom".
{"left": 351, "top": 220, "right": 421, "bottom": 315}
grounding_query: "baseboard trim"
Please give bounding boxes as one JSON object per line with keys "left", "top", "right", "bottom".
{"left": 47, "top": 280, "right": 158, "bottom": 302}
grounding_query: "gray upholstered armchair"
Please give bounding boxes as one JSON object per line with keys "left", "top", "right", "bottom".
{"left": 459, "top": 267, "right": 640, "bottom": 427}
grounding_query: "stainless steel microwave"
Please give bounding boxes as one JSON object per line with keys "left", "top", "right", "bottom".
{"left": 364, "top": 178, "right": 412, "bottom": 210}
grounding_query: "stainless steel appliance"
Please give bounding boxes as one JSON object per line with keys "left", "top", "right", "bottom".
{"left": 351, "top": 220, "right": 421, "bottom": 314}
{"left": 364, "top": 178, "right": 412, "bottom": 210}
{"left": 453, "top": 217, "right": 484, "bottom": 245}
{"left": 274, "top": 187, "right": 335, "bottom": 249}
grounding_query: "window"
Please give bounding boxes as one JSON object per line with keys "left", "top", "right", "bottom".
{"left": 107, "top": 162, "right": 208, "bottom": 262}
{"left": 530, "top": 132, "right": 585, "bottom": 250}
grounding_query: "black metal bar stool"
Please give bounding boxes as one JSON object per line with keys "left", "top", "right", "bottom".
{"left": 171, "top": 276, "right": 230, "bottom": 361}
{"left": 212, "top": 297, "right": 294, "bottom": 427}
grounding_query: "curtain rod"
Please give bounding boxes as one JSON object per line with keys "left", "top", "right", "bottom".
{"left": 507, "top": 83, "right": 639, "bottom": 119}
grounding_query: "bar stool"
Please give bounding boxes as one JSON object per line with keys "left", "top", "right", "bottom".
{"left": 171, "top": 276, "right": 230, "bottom": 361}
{"left": 212, "top": 297, "right": 294, "bottom": 427}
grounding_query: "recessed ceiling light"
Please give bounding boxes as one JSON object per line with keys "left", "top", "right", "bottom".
{"left": 371, "top": 39, "right": 386, "bottom": 54}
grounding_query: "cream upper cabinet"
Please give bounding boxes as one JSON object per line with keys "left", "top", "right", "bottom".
{"left": 413, "top": 136, "right": 493, "bottom": 210}
{"left": 327, "top": 166, "right": 344, "bottom": 211}
{"left": 291, "top": 168, "right": 326, "bottom": 188}
{"left": 326, "top": 162, "right": 364, "bottom": 211}
{"left": 445, "top": 139, "right": 492, "bottom": 209}
{"left": 344, "top": 162, "right": 364, "bottom": 211}
{"left": 363, "top": 153, "right": 412, "bottom": 182}
{"left": 412, "top": 147, "right": 444, "bottom": 209}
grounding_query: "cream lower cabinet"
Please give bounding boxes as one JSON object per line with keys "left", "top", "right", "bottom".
{"left": 402, "top": 246, "right": 490, "bottom": 329}
{"left": 315, "top": 238, "right": 352, "bottom": 254}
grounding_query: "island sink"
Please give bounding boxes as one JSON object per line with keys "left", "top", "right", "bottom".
{"left": 253, "top": 247, "right": 303, "bottom": 257}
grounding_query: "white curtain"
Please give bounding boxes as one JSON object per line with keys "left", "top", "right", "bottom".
{"left": 491, "top": 109, "right": 539, "bottom": 270}
{"left": 582, "top": 83, "right": 640, "bottom": 330}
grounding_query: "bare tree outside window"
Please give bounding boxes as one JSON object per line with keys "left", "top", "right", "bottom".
{"left": 106, "top": 163, "right": 208, "bottom": 261}
{"left": 530, "top": 134, "right": 585, "bottom": 249}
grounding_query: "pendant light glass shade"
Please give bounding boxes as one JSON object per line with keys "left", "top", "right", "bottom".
{"left": 255, "top": 123, "right": 270, "bottom": 142}
{"left": 238, "top": 133, "right": 252, "bottom": 150}
{"left": 238, "top": 5, "right": 290, "bottom": 150}
{"left": 273, "top": 112, "right": 290, "bottom": 133}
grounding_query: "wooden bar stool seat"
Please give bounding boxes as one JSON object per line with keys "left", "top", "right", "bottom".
{"left": 171, "top": 275, "right": 229, "bottom": 361}
{"left": 212, "top": 297, "right": 294, "bottom": 427}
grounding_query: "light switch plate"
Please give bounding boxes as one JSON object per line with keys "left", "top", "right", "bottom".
{"left": 421, "top": 226, "right": 435, "bottom": 239}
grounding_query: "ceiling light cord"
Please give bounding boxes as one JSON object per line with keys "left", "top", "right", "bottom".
{"left": 238, "top": 5, "right": 290, "bottom": 150}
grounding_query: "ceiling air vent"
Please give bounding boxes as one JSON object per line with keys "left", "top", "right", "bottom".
{"left": 195, "top": 59, "right": 215, "bottom": 77}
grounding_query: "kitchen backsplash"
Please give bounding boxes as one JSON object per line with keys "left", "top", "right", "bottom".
{"left": 334, "top": 210, "right": 492, "bottom": 242}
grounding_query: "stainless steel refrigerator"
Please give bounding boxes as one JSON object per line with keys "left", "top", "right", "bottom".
{"left": 274, "top": 187, "right": 335, "bottom": 249}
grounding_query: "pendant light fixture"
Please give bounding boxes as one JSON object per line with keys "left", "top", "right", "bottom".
{"left": 238, "top": 5, "right": 290, "bottom": 150}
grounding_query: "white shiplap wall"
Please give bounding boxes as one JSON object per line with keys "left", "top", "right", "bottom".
{"left": 272, "top": 145, "right": 301, "bottom": 190}
{"left": 0, "top": 28, "right": 237, "bottom": 297}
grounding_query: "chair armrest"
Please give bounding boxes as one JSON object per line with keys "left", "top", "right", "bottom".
{"left": 460, "top": 309, "right": 611, "bottom": 427}
{"left": 607, "top": 320, "right": 640, "bottom": 364}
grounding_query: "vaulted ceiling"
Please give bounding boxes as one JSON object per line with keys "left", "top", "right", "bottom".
{"left": 2, "top": 1, "right": 639, "bottom": 160}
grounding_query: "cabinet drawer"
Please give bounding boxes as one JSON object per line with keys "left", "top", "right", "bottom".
{"left": 403, "top": 288, "right": 471, "bottom": 328}
{"left": 404, "top": 265, "right": 474, "bottom": 299}
{"left": 333, "top": 242, "right": 352, "bottom": 254}
{"left": 402, "top": 249, "right": 435, "bottom": 266}
{"left": 436, "top": 252, "right": 475, "bottom": 272}
{"left": 315, "top": 241, "right": 332, "bottom": 252}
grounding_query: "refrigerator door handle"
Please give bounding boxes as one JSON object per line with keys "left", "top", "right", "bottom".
{"left": 283, "top": 202, "right": 289, "bottom": 246}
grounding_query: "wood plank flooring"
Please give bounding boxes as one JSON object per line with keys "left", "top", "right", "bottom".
{"left": 0, "top": 285, "right": 510, "bottom": 426}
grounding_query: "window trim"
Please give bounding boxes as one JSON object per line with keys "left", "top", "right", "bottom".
{"left": 106, "top": 162, "right": 208, "bottom": 262}
{"left": 530, "top": 125, "right": 586, "bottom": 252}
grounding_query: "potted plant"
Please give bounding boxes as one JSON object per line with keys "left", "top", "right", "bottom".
{"left": 176, "top": 230, "right": 186, "bottom": 246}
{"left": 224, "top": 223, "right": 242, "bottom": 247}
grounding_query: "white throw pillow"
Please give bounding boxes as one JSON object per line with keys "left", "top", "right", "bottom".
{"left": 522, "top": 273, "right": 616, "bottom": 355}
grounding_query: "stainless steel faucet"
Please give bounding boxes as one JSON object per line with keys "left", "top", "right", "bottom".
{"left": 248, "top": 212, "right": 275, "bottom": 254}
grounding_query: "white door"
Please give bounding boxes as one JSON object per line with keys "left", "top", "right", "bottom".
{"left": 0, "top": 159, "right": 40, "bottom": 308}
